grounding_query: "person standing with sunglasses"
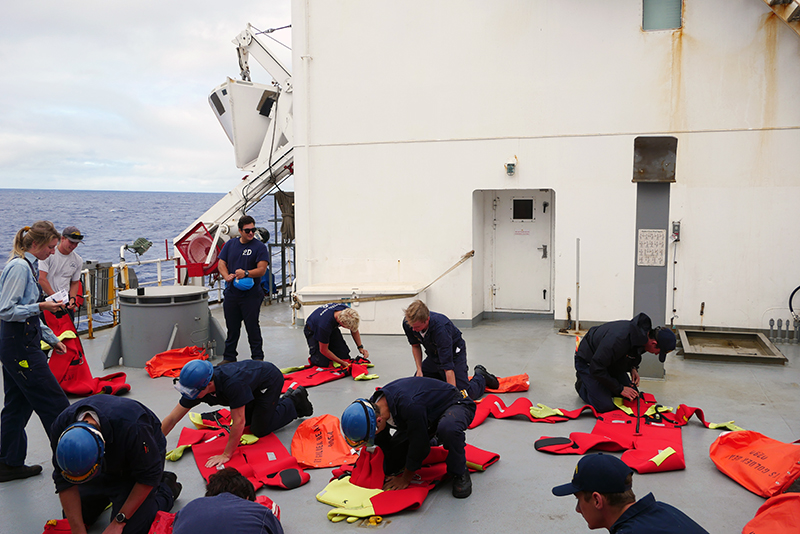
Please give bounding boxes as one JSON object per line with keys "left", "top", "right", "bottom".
{"left": 217, "top": 216, "right": 270, "bottom": 364}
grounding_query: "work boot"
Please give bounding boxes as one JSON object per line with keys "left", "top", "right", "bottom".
{"left": 162, "top": 471, "right": 182, "bottom": 500}
{"left": 215, "top": 359, "right": 235, "bottom": 367}
{"left": 285, "top": 385, "right": 314, "bottom": 417}
{"left": 474, "top": 365, "right": 500, "bottom": 390}
{"left": 452, "top": 470, "right": 472, "bottom": 498}
{"left": 0, "top": 462, "right": 42, "bottom": 482}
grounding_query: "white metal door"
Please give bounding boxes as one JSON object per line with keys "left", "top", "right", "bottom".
{"left": 492, "top": 190, "right": 552, "bottom": 312}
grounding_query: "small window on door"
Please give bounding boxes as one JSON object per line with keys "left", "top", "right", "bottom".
{"left": 643, "top": 0, "right": 682, "bottom": 31}
{"left": 512, "top": 198, "right": 534, "bottom": 221}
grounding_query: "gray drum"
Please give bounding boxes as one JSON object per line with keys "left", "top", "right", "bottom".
{"left": 117, "top": 286, "right": 210, "bottom": 367}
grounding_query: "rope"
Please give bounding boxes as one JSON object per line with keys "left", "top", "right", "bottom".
{"left": 291, "top": 250, "right": 475, "bottom": 309}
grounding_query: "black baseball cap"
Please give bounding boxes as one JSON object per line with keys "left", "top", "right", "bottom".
{"left": 552, "top": 453, "right": 633, "bottom": 496}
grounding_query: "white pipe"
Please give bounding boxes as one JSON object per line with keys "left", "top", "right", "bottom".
{"left": 576, "top": 238, "right": 580, "bottom": 331}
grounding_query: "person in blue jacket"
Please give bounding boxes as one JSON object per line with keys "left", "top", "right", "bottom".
{"left": 173, "top": 467, "right": 283, "bottom": 534}
{"left": 402, "top": 300, "right": 499, "bottom": 400}
{"left": 0, "top": 221, "right": 70, "bottom": 483}
{"left": 217, "top": 215, "right": 270, "bottom": 364}
{"left": 50, "top": 395, "right": 181, "bottom": 534}
{"left": 304, "top": 303, "right": 368, "bottom": 368}
{"left": 552, "top": 453, "right": 708, "bottom": 533}
{"left": 162, "top": 359, "right": 313, "bottom": 468}
{"left": 574, "top": 313, "right": 676, "bottom": 412}
{"left": 341, "top": 376, "right": 476, "bottom": 498}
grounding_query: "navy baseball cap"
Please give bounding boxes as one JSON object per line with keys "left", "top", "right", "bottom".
{"left": 552, "top": 453, "right": 633, "bottom": 496}
{"left": 656, "top": 328, "right": 676, "bottom": 362}
{"left": 62, "top": 226, "right": 84, "bottom": 243}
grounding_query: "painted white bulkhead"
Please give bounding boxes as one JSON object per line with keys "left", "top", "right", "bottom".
{"left": 291, "top": 0, "right": 800, "bottom": 331}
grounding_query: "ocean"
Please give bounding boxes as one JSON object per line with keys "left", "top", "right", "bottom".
{"left": 0, "top": 189, "right": 286, "bottom": 328}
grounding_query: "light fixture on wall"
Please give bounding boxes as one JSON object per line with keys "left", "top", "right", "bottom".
{"left": 505, "top": 155, "right": 518, "bottom": 176}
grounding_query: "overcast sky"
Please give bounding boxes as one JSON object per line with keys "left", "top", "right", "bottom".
{"left": 0, "top": 1, "right": 291, "bottom": 193}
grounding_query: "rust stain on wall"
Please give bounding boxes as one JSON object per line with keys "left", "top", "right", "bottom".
{"left": 669, "top": 27, "right": 684, "bottom": 132}
{"left": 756, "top": 12, "right": 779, "bottom": 176}
{"left": 758, "top": 13, "right": 779, "bottom": 129}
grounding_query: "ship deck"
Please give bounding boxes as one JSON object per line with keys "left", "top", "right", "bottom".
{"left": 2, "top": 301, "right": 798, "bottom": 533}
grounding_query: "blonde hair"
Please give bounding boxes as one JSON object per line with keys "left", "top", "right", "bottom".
{"left": 337, "top": 307, "right": 360, "bottom": 331}
{"left": 404, "top": 300, "right": 430, "bottom": 325}
{"left": 10, "top": 221, "right": 59, "bottom": 259}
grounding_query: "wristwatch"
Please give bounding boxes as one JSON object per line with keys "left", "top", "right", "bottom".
{"left": 357, "top": 345, "right": 364, "bottom": 350}
{"left": 114, "top": 512, "right": 128, "bottom": 524}
{"left": 244, "top": 270, "right": 250, "bottom": 278}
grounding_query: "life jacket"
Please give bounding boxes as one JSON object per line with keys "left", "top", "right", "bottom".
{"left": 320, "top": 444, "right": 500, "bottom": 522}
{"left": 44, "top": 310, "right": 130, "bottom": 396}
{"left": 709, "top": 430, "right": 800, "bottom": 498}
{"left": 281, "top": 363, "right": 377, "bottom": 393}
{"left": 175, "top": 419, "right": 309, "bottom": 490}
{"left": 145, "top": 346, "right": 208, "bottom": 378}
{"left": 484, "top": 373, "right": 530, "bottom": 393}
{"left": 525, "top": 393, "right": 739, "bottom": 474}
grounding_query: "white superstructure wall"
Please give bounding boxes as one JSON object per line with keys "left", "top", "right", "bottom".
{"left": 291, "top": 0, "right": 800, "bottom": 330}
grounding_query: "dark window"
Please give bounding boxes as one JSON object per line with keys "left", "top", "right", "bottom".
{"left": 210, "top": 92, "right": 226, "bottom": 116}
{"left": 513, "top": 199, "right": 534, "bottom": 220}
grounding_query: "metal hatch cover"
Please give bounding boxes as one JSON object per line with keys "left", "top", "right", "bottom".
{"left": 678, "top": 329, "right": 787, "bottom": 364}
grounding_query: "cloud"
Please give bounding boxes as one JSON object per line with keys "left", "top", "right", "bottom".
{"left": 0, "top": 0, "right": 291, "bottom": 192}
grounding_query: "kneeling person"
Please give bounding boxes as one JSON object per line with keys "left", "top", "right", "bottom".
{"left": 162, "top": 360, "right": 313, "bottom": 468}
{"left": 574, "top": 313, "right": 676, "bottom": 413}
{"left": 552, "top": 453, "right": 708, "bottom": 533}
{"left": 51, "top": 396, "right": 181, "bottom": 534}
{"left": 403, "top": 300, "right": 499, "bottom": 400}
{"left": 304, "top": 304, "right": 368, "bottom": 368}
{"left": 173, "top": 467, "right": 283, "bottom": 534}
{"left": 341, "top": 376, "right": 476, "bottom": 498}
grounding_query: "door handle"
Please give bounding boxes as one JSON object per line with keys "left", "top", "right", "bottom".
{"left": 537, "top": 245, "right": 547, "bottom": 259}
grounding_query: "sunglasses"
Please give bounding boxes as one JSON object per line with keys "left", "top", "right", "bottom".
{"left": 242, "top": 228, "right": 256, "bottom": 234}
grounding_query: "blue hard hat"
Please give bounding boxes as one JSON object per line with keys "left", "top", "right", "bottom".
{"left": 56, "top": 422, "right": 105, "bottom": 484}
{"left": 176, "top": 359, "right": 214, "bottom": 399}
{"left": 341, "top": 399, "right": 377, "bottom": 448}
{"left": 233, "top": 277, "right": 254, "bottom": 291}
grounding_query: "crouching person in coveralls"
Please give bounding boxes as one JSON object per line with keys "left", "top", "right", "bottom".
{"left": 50, "top": 395, "right": 181, "bottom": 534}
{"left": 173, "top": 467, "right": 283, "bottom": 534}
{"left": 552, "top": 453, "right": 709, "bottom": 533}
{"left": 574, "top": 313, "right": 676, "bottom": 413}
{"left": 341, "top": 376, "right": 476, "bottom": 498}
{"left": 304, "top": 303, "right": 368, "bottom": 368}
{"left": 162, "top": 359, "right": 313, "bottom": 468}
{"left": 402, "top": 300, "right": 499, "bottom": 400}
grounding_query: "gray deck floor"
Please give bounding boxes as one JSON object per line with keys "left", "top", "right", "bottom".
{"left": 2, "top": 302, "right": 798, "bottom": 533}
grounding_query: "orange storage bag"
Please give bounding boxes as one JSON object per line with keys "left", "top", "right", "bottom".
{"left": 742, "top": 493, "right": 800, "bottom": 534}
{"left": 710, "top": 430, "right": 800, "bottom": 498}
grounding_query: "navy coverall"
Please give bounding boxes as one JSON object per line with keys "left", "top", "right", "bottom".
{"left": 50, "top": 396, "right": 175, "bottom": 534}
{"left": 403, "top": 312, "right": 486, "bottom": 400}
{"left": 610, "top": 493, "right": 709, "bottom": 534}
{"left": 372, "top": 377, "right": 475, "bottom": 477}
{"left": 173, "top": 492, "right": 284, "bottom": 534}
{"left": 574, "top": 313, "right": 652, "bottom": 412}
{"left": 0, "top": 254, "right": 70, "bottom": 469}
{"left": 219, "top": 237, "right": 270, "bottom": 362}
{"left": 180, "top": 360, "right": 297, "bottom": 437}
{"left": 304, "top": 303, "right": 352, "bottom": 367}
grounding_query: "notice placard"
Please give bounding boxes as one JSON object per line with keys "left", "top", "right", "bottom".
{"left": 637, "top": 229, "right": 666, "bottom": 266}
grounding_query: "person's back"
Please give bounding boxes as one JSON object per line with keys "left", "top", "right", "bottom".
{"left": 610, "top": 492, "right": 707, "bottom": 534}
{"left": 173, "top": 468, "right": 283, "bottom": 534}
{"left": 173, "top": 492, "right": 283, "bottom": 534}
